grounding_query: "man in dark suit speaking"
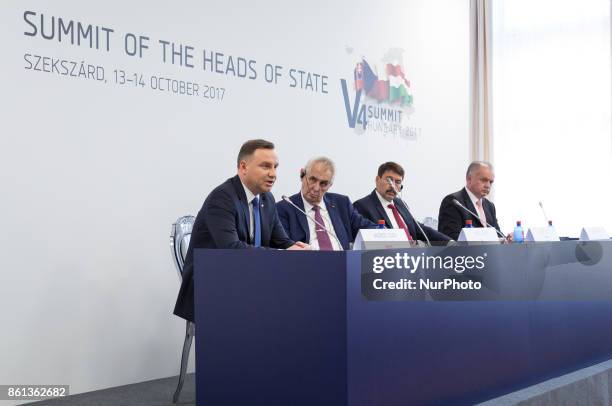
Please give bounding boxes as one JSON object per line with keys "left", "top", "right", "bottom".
{"left": 353, "top": 162, "right": 450, "bottom": 243}
{"left": 437, "top": 161, "right": 502, "bottom": 240}
{"left": 276, "top": 157, "right": 376, "bottom": 250}
{"left": 174, "top": 139, "right": 308, "bottom": 322}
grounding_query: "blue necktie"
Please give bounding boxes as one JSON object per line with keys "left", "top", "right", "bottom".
{"left": 252, "top": 196, "right": 261, "bottom": 247}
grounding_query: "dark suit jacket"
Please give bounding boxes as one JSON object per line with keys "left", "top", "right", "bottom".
{"left": 353, "top": 190, "right": 451, "bottom": 242}
{"left": 174, "top": 175, "right": 293, "bottom": 322}
{"left": 437, "top": 188, "right": 500, "bottom": 240}
{"left": 276, "top": 192, "right": 377, "bottom": 250}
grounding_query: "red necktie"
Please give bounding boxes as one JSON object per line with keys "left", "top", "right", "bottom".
{"left": 313, "top": 205, "right": 333, "bottom": 250}
{"left": 387, "top": 204, "right": 413, "bottom": 240}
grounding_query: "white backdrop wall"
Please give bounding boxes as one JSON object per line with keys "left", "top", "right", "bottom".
{"left": 0, "top": 0, "right": 470, "bottom": 401}
{"left": 491, "top": 0, "right": 612, "bottom": 237}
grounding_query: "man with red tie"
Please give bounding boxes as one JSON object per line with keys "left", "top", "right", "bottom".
{"left": 276, "top": 157, "right": 377, "bottom": 250}
{"left": 353, "top": 162, "right": 451, "bottom": 243}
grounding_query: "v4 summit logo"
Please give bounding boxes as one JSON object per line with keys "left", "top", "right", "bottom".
{"left": 340, "top": 50, "right": 419, "bottom": 139}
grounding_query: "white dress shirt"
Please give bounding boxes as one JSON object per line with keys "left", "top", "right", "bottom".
{"left": 376, "top": 191, "right": 401, "bottom": 229}
{"left": 464, "top": 187, "right": 487, "bottom": 226}
{"left": 302, "top": 194, "right": 342, "bottom": 251}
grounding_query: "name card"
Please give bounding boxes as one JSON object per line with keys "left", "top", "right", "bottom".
{"left": 580, "top": 227, "right": 610, "bottom": 241}
{"left": 526, "top": 227, "right": 560, "bottom": 242}
{"left": 458, "top": 227, "right": 500, "bottom": 243}
{"left": 353, "top": 229, "right": 411, "bottom": 250}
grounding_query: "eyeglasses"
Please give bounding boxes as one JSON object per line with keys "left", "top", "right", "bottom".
{"left": 385, "top": 177, "right": 403, "bottom": 187}
{"left": 305, "top": 175, "right": 332, "bottom": 189}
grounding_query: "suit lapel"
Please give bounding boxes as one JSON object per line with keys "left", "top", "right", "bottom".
{"left": 292, "top": 194, "right": 310, "bottom": 241}
{"left": 325, "top": 195, "right": 347, "bottom": 248}
{"left": 482, "top": 198, "right": 495, "bottom": 228}
{"left": 259, "top": 194, "right": 270, "bottom": 245}
{"left": 231, "top": 176, "right": 252, "bottom": 243}
{"left": 394, "top": 198, "right": 417, "bottom": 237}
{"left": 370, "top": 190, "right": 392, "bottom": 227}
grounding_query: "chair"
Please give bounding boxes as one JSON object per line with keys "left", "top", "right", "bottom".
{"left": 170, "top": 215, "right": 196, "bottom": 404}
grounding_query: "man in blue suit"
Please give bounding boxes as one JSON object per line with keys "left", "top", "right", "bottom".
{"left": 276, "top": 157, "right": 377, "bottom": 250}
{"left": 353, "top": 162, "right": 451, "bottom": 243}
{"left": 174, "top": 139, "right": 309, "bottom": 322}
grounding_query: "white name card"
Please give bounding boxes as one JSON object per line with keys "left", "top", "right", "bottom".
{"left": 352, "top": 228, "right": 411, "bottom": 250}
{"left": 526, "top": 227, "right": 560, "bottom": 242}
{"left": 458, "top": 227, "right": 500, "bottom": 243}
{"left": 580, "top": 227, "right": 610, "bottom": 241}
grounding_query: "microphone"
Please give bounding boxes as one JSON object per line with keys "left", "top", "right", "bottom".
{"left": 281, "top": 195, "right": 343, "bottom": 249}
{"left": 538, "top": 201, "right": 551, "bottom": 225}
{"left": 452, "top": 199, "right": 506, "bottom": 238}
{"left": 386, "top": 179, "right": 431, "bottom": 247}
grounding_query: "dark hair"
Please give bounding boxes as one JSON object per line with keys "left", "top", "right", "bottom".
{"left": 377, "top": 162, "right": 404, "bottom": 178}
{"left": 236, "top": 139, "right": 275, "bottom": 168}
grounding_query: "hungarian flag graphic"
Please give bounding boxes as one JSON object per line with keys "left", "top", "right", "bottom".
{"left": 353, "top": 59, "right": 412, "bottom": 106}
{"left": 386, "top": 63, "right": 412, "bottom": 106}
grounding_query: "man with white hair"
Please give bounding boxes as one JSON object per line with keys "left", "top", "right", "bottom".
{"left": 276, "top": 156, "right": 377, "bottom": 250}
{"left": 437, "top": 161, "right": 502, "bottom": 240}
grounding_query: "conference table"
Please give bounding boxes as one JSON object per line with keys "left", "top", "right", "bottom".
{"left": 194, "top": 241, "right": 612, "bottom": 405}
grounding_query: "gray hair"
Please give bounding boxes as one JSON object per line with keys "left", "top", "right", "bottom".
{"left": 304, "top": 156, "right": 335, "bottom": 179}
{"left": 466, "top": 161, "right": 493, "bottom": 178}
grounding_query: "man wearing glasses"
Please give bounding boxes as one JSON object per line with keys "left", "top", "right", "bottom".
{"left": 276, "top": 156, "right": 376, "bottom": 250}
{"left": 353, "top": 162, "right": 451, "bottom": 243}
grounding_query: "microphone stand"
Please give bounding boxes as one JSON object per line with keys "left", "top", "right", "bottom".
{"left": 452, "top": 199, "right": 506, "bottom": 239}
{"left": 538, "top": 201, "right": 551, "bottom": 225}
{"left": 386, "top": 179, "right": 431, "bottom": 247}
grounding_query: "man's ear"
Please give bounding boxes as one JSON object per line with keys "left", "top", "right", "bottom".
{"left": 238, "top": 160, "right": 248, "bottom": 173}
{"left": 300, "top": 169, "right": 306, "bottom": 179}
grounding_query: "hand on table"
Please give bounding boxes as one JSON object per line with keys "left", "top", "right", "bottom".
{"left": 287, "top": 241, "right": 311, "bottom": 250}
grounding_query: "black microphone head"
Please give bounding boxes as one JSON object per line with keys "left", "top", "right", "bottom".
{"left": 452, "top": 199, "right": 461, "bottom": 206}
{"left": 282, "top": 195, "right": 289, "bottom": 200}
